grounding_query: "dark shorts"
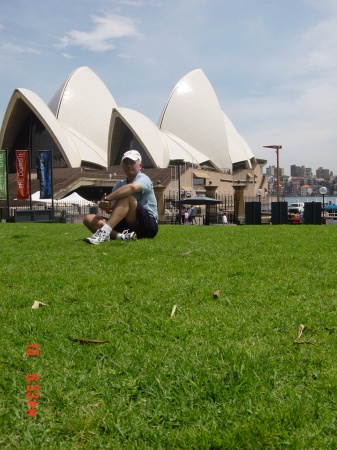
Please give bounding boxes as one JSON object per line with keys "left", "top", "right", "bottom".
{"left": 113, "top": 203, "right": 158, "bottom": 239}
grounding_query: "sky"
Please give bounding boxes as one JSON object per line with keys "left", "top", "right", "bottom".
{"left": 1, "top": 0, "right": 337, "bottom": 175}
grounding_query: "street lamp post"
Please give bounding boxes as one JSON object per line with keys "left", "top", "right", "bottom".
{"left": 257, "top": 188, "right": 262, "bottom": 202}
{"left": 319, "top": 186, "right": 327, "bottom": 224}
{"left": 263, "top": 145, "right": 282, "bottom": 202}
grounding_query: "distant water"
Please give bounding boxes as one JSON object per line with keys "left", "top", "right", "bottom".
{"left": 261, "top": 196, "right": 337, "bottom": 211}
{"left": 283, "top": 196, "right": 337, "bottom": 205}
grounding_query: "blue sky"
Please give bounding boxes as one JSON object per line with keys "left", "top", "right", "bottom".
{"left": 1, "top": 0, "right": 337, "bottom": 174}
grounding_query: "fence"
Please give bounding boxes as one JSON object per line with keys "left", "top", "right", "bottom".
{"left": 0, "top": 197, "right": 328, "bottom": 226}
{"left": 0, "top": 200, "right": 97, "bottom": 224}
{"left": 1, "top": 194, "right": 236, "bottom": 225}
{"left": 164, "top": 194, "right": 235, "bottom": 225}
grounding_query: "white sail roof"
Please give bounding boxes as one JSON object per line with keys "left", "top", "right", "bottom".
{"left": 1, "top": 66, "right": 255, "bottom": 173}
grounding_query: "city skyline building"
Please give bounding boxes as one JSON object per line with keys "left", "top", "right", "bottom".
{"left": 267, "top": 164, "right": 331, "bottom": 179}
{"left": 316, "top": 167, "right": 330, "bottom": 180}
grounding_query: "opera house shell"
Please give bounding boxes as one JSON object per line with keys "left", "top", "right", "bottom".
{"left": 0, "top": 66, "right": 257, "bottom": 176}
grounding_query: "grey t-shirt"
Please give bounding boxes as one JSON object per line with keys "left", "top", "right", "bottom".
{"left": 112, "top": 172, "right": 158, "bottom": 221}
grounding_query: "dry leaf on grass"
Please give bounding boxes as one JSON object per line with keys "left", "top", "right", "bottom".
{"left": 32, "top": 301, "right": 48, "bottom": 309}
{"left": 213, "top": 290, "right": 220, "bottom": 298}
{"left": 71, "top": 338, "right": 109, "bottom": 344}
{"left": 293, "top": 323, "right": 317, "bottom": 346}
{"left": 175, "top": 251, "right": 191, "bottom": 258}
{"left": 170, "top": 304, "right": 177, "bottom": 317}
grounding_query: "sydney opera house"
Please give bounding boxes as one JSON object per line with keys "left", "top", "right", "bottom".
{"left": 0, "top": 66, "right": 267, "bottom": 207}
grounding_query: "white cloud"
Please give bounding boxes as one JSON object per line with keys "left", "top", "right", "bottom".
{"left": 297, "top": 19, "right": 337, "bottom": 74}
{"left": 118, "top": 53, "right": 137, "bottom": 59}
{"left": 120, "top": 0, "right": 146, "bottom": 5}
{"left": 56, "top": 13, "right": 141, "bottom": 52}
{"left": 1, "top": 43, "right": 40, "bottom": 54}
{"left": 62, "top": 53, "right": 74, "bottom": 59}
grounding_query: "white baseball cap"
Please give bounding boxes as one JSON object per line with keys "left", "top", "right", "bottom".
{"left": 121, "top": 150, "right": 142, "bottom": 162}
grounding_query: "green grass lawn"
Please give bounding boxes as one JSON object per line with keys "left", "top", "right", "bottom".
{"left": 0, "top": 223, "right": 336, "bottom": 449}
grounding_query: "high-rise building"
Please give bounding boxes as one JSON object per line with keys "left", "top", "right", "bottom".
{"left": 266, "top": 165, "right": 284, "bottom": 177}
{"left": 305, "top": 168, "right": 312, "bottom": 178}
{"left": 290, "top": 165, "right": 306, "bottom": 177}
{"left": 316, "top": 167, "right": 330, "bottom": 180}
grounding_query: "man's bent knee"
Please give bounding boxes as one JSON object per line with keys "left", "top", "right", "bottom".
{"left": 83, "top": 214, "right": 106, "bottom": 232}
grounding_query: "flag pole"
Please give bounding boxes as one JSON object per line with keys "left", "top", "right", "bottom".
{"left": 50, "top": 149, "right": 55, "bottom": 223}
{"left": 28, "top": 147, "right": 32, "bottom": 210}
{"left": 6, "top": 148, "right": 10, "bottom": 219}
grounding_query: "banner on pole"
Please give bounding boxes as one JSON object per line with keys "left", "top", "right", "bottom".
{"left": 38, "top": 150, "right": 52, "bottom": 199}
{"left": 16, "top": 150, "right": 30, "bottom": 199}
{"left": 0, "top": 150, "right": 7, "bottom": 200}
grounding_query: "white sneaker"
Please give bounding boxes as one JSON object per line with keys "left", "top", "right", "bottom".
{"left": 121, "top": 229, "right": 137, "bottom": 241}
{"left": 86, "top": 228, "right": 110, "bottom": 245}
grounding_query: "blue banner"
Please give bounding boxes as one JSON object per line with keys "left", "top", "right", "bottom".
{"left": 38, "top": 150, "right": 52, "bottom": 199}
{"left": 0, "top": 150, "right": 7, "bottom": 200}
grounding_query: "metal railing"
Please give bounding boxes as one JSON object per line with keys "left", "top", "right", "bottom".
{"left": 163, "top": 195, "right": 236, "bottom": 225}
{"left": 0, "top": 201, "right": 97, "bottom": 224}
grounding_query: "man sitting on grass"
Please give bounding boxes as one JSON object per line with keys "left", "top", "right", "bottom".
{"left": 83, "top": 150, "right": 158, "bottom": 245}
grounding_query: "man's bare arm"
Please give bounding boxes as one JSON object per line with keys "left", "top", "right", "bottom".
{"left": 98, "top": 182, "right": 142, "bottom": 210}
